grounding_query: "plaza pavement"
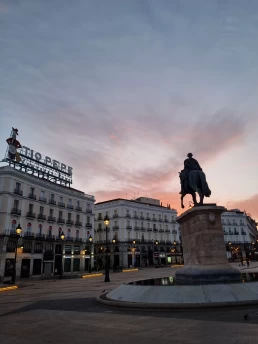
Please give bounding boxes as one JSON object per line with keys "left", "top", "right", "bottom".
{"left": 0, "top": 263, "right": 258, "bottom": 344}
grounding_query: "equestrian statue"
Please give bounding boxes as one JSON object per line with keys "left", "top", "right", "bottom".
{"left": 179, "top": 153, "right": 211, "bottom": 208}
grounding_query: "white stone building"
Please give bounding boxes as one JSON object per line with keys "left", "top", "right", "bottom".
{"left": 222, "top": 209, "right": 257, "bottom": 260}
{"left": 94, "top": 197, "right": 181, "bottom": 268}
{"left": 0, "top": 166, "right": 95, "bottom": 282}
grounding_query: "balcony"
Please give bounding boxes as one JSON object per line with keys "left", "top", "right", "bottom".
{"left": 66, "top": 219, "right": 74, "bottom": 225}
{"left": 28, "top": 193, "right": 36, "bottom": 200}
{"left": 171, "top": 219, "right": 176, "bottom": 223}
{"left": 38, "top": 214, "right": 46, "bottom": 220}
{"left": 47, "top": 216, "right": 56, "bottom": 223}
{"left": 27, "top": 212, "right": 36, "bottom": 219}
{"left": 97, "top": 216, "right": 103, "bottom": 221}
{"left": 97, "top": 227, "right": 103, "bottom": 232}
{"left": 158, "top": 218, "right": 163, "bottom": 222}
{"left": 58, "top": 202, "right": 65, "bottom": 207}
{"left": 152, "top": 218, "right": 157, "bottom": 221}
{"left": 125, "top": 214, "right": 131, "bottom": 218}
{"left": 133, "top": 215, "right": 139, "bottom": 219}
{"left": 234, "top": 232, "right": 240, "bottom": 235}
{"left": 146, "top": 217, "right": 150, "bottom": 220}
{"left": 67, "top": 204, "right": 74, "bottom": 210}
{"left": 74, "top": 237, "right": 82, "bottom": 242}
{"left": 159, "top": 229, "right": 164, "bottom": 233}
{"left": 140, "top": 216, "right": 144, "bottom": 220}
{"left": 224, "top": 232, "right": 229, "bottom": 235}
{"left": 46, "top": 235, "right": 56, "bottom": 241}
{"left": 39, "top": 197, "right": 47, "bottom": 203}
{"left": 147, "top": 228, "right": 152, "bottom": 232}
{"left": 113, "top": 214, "right": 119, "bottom": 218}
{"left": 134, "top": 226, "right": 140, "bottom": 231}
{"left": 140, "top": 227, "right": 146, "bottom": 231}
{"left": 49, "top": 199, "right": 56, "bottom": 205}
{"left": 35, "top": 233, "right": 45, "bottom": 240}
{"left": 113, "top": 226, "right": 119, "bottom": 230}
{"left": 66, "top": 236, "right": 74, "bottom": 242}
{"left": 76, "top": 206, "right": 82, "bottom": 211}
{"left": 85, "top": 223, "right": 92, "bottom": 229}
{"left": 241, "top": 231, "right": 247, "bottom": 235}
{"left": 14, "top": 188, "right": 23, "bottom": 196}
{"left": 11, "top": 208, "right": 21, "bottom": 216}
{"left": 75, "top": 221, "right": 82, "bottom": 227}
{"left": 57, "top": 218, "right": 65, "bottom": 224}
{"left": 86, "top": 208, "right": 92, "bottom": 213}
{"left": 23, "top": 231, "right": 35, "bottom": 238}
{"left": 153, "top": 228, "right": 158, "bottom": 232}
{"left": 126, "top": 226, "right": 132, "bottom": 230}
{"left": 165, "top": 229, "right": 170, "bottom": 233}
{"left": 164, "top": 219, "right": 168, "bottom": 222}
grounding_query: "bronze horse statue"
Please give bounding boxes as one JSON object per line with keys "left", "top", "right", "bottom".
{"left": 179, "top": 154, "right": 211, "bottom": 208}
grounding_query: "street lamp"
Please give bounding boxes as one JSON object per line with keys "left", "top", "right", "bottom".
{"left": 60, "top": 231, "right": 65, "bottom": 279}
{"left": 132, "top": 240, "right": 136, "bottom": 267}
{"left": 112, "top": 238, "right": 116, "bottom": 270}
{"left": 104, "top": 214, "right": 110, "bottom": 282}
{"left": 12, "top": 224, "right": 22, "bottom": 284}
{"left": 89, "top": 235, "right": 93, "bottom": 273}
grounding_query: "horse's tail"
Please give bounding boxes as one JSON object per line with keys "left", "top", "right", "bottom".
{"left": 199, "top": 171, "right": 211, "bottom": 197}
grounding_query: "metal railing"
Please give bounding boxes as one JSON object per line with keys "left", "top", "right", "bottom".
{"left": 11, "top": 208, "right": 21, "bottom": 215}
{"left": 27, "top": 211, "right": 36, "bottom": 218}
{"left": 14, "top": 188, "right": 23, "bottom": 196}
{"left": 28, "top": 193, "right": 36, "bottom": 200}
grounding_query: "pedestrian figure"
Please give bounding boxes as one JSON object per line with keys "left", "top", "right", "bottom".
{"left": 247, "top": 259, "right": 250, "bottom": 267}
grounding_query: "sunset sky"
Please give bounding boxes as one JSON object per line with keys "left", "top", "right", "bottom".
{"left": 1, "top": 1, "right": 258, "bottom": 219}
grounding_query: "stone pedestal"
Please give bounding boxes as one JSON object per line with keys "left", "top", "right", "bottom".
{"left": 175, "top": 204, "right": 241, "bottom": 285}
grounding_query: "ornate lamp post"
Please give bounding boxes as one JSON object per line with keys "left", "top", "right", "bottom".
{"left": 12, "top": 224, "right": 22, "bottom": 284}
{"left": 103, "top": 214, "right": 110, "bottom": 282}
{"left": 132, "top": 240, "right": 136, "bottom": 267}
{"left": 89, "top": 235, "right": 93, "bottom": 273}
{"left": 60, "top": 231, "right": 65, "bottom": 279}
{"left": 112, "top": 238, "right": 116, "bottom": 270}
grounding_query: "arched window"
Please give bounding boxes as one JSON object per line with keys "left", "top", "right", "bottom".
{"left": 38, "top": 224, "right": 42, "bottom": 234}
{"left": 11, "top": 219, "right": 17, "bottom": 230}
{"left": 48, "top": 226, "right": 52, "bottom": 237}
{"left": 67, "top": 228, "right": 71, "bottom": 238}
{"left": 27, "top": 222, "right": 32, "bottom": 233}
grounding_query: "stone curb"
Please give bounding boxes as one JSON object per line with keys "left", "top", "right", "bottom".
{"left": 96, "top": 293, "right": 258, "bottom": 310}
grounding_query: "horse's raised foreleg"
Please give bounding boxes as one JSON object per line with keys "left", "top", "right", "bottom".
{"left": 199, "top": 193, "right": 204, "bottom": 205}
{"left": 181, "top": 194, "right": 185, "bottom": 209}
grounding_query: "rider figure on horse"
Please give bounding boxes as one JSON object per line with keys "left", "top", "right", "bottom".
{"left": 179, "top": 153, "right": 202, "bottom": 194}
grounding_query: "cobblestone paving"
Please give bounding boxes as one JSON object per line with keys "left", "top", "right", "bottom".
{"left": 1, "top": 265, "right": 258, "bottom": 344}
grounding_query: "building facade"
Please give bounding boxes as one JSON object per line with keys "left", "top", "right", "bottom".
{"left": 222, "top": 209, "right": 257, "bottom": 261}
{"left": 0, "top": 166, "right": 95, "bottom": 282}
{"left": 94, "top": 197, "right": 181, "bottom": 268}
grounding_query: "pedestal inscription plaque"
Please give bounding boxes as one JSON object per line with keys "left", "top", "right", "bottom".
{"left": 175, "top": 205, "right": 241, "bottom": 285}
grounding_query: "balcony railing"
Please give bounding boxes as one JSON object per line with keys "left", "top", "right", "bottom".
{"left": 140, "top": 227, "right": 146, "bottom": 231}
{"left": 133, "top": 215, "right": 139, "bottom": 219}
{"left": 28, "top": 193, "right": 36, "bottom": 200}
{"left": 158, "top": 218, "right": 162, "bottom": 222}
{"left": 147, "top": 228, "right": 152, "bottom": 231}
{"left": 126, "top": 226, "right": 132, "bottom": 230}
{"left": 39, "top": 196, "right": 47, "bottom": 203}
{"left": 86, "top": 208, "right": 92, "bottom": 213}
{"left": 76, "top": 206, "right": 82, "bottom": 211}
{"left": 47, "top": 216, "right": 56, "bottom": 222}
{"left": 241, "top": 232, "right": 247, "bottom": 235}
{"left": 113, "top": 226, "right": 119, "bottom": 230}
{"left": 113, "top": 214, "right": 119, "bottom": 218}
{"left": 66, "top": 219, "right": 74, "bottom": 225}
{"left": 97, "top": 227, "right": 103, "bottom": 232}
{"left": 234, "top": 232, "right": 240, "bottom": 235}
{"left": 35, "top": 233, "right": 45, "bottom": 239}
{"left": 140, "top": 216, "right": 144, "bottom": 220}
{"left": 57, "top": 218, "right": 65, "bottom": 224}
{"left": 67, "top": 204, "right": 74, "bottom": 210}
{"left": 97, "top": 216, "right": 103, "bottom": 221}
{"left": 85, "top": 223, "right": 92, "bottom": 228}
{"left": 146, "top": 217, "right": 150, "bottom": 220}
{"left": 125, "top": 214, "right": 131, "bottom": 218}
{"left": 38, "top": 214, "right": 46, "bottom": 220}
{"left": 153, "top": 228, "right": 158, "bottom": 232}
{"left": 66, "top": 236, "right": 74, "bottom": 241}
{"left": 23, "top": 231, "right": 35, "bottom": 238}
{"left": 152, "top": 218, "right": 157, "bottom": 221}
{"left": 49, "top": 199, "right": 56, "bottom": 205}
{"left": 11, "top": 208, "right": 21, "bottom": 215}
{"left": 164, "top": 219, "right": 168, "bottom": 222}
{"left": 134, "top": 226, "right": 140, "bottom": 231}
{"left": 14, "top": 188, "right": 23, "bottom": 196}
{"left": 165, "top": 229, "right": 170, "bottom": 233}
{"left": 159, "top": 229, "right": 164, "bottom": 232}
{"left": 74, "top": 237, "right": 82, "bottom": 242}
{"left": 46, "top": 235, "right": 56, "bottom": 240}
{"left": 58, "top": 202, "right": 65, "bottom": 207}
{"left": 75, "top": 221, "right": 82, "bottom": 227}
{"left": 27, "top": 212, "right": 36, "bottom": 218}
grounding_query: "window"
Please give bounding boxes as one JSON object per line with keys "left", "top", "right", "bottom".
{"left": 67, "top": 228, "right": 71, "bottom": 237}
{"left": 141, "top": 222, "right": 143, "bottom": 228}
{"left": 159, "top": 224, "right": 162, "bottom": 229}
{"left": 40, "top": 206, "right": 44, "bottom": 214}
{"left": 27, "top": 222, "right": 32, "bottom": 232}
{"left": 154, "top": 233, "right": 157, "bottom": 240}
{"left": 38, "top": 224, "right": 42, "bottom": 234}
{"left": 87, "top": 216, "right": 90, "bottom": 224}
{"left": 136, "top": 232, "right": 138, "bottom": 239}
{"left": 49, "top": 209, "right": 53, "bottom": 216}
{"left": 59, "top": 211, "right": 63, "bottom": 218}
{"left": 29, "top": 204, "right": 33, "bottom": 212}
{"left": 68, "top": 199, "right": 72, "bottom": 205}
{"left": 127, "top": 220, "right": 130, "bottom": 226}
{"left": 68, "top": 213, "right": 71, "bottom": 220}
{"left": 166, "top": 234, "right": 169, "bottom": 241}
{"left": 40, "top": 190, "right": 45, "bottom": 198}
{"left": 99, "top": 234, "right": 102, "bottom": 242}
{"left": 114, "top": 209, "right": 118, "bottom": 214}
{"left": 48, "top": 226, "right": 52, "bottom": 237}
{"left": 161, "top": 234, "right": 163, "bottom": 241}
{"left": 134, "top": 211, "right": 137, "bottom": 216}
{"left": 126, "top": 210, "right": 129, "bottom": 215}
{"left": 50, "top": 193, "right": 55, "bottom": 201}
{"left": 30, "top": 187, "right": 35, "bottom": 194}
{"left": 76, "top": 214, "right": 80, "bottom": 221}
{"left": 141, "top": 233, "right": 144, "bottom": 241}
{"left": 148, "top": 233, "right": 151, "bottom": 240}
{"left": 58, "top": 227, "right": 62, "bottom": 237}
{"left": 147, "top": 223, "right": 150, "bottom": 228}
{"left": 153, "top": 224, "right": 156, "bottom": 229}
{"left": 76, "top": 230, "right": 79, "bottom": 238}
{"left": 11, "top": 219, "right": 17, "bottom": 230}
{"left": 147, "top": 213, "right": 149, "bottom": 217}
{"left": 60, "top": 196, "right": 63, "bottom": 202}
{"left": 128, "top": 231, "right": 131, "bottom": 240}
{"left": 77, "top": 200, "right": 80, "bottom": 207}
{"left": 16, "top": 182, "right": 21, "bottom": 190}
{"left": 115, "top": 220, "right": 117, "bottom": 226}
{"left": 14, "top": 199, "right": 19, "bottom": 209}
{"left": 165, "top": 225, "right": 168, "bottom": 230}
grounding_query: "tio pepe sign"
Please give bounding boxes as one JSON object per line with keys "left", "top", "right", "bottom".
{"left": 20, "top": 146, "right": 73, "bottom": 176}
